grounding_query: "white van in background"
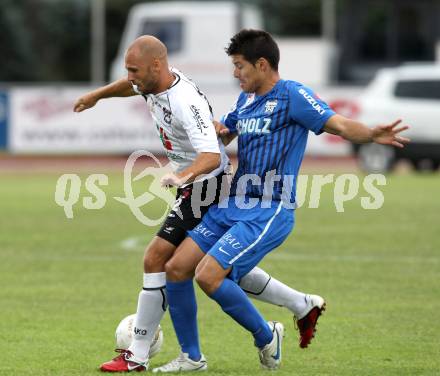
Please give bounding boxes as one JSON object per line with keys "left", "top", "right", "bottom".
{"left": 110, "top": 2, "right": 331, "bottom": 88}
{"left": 354, "top": 64, "right": 440, "bottom": 172}
{"left": 110, "top": 1, "right": 262, "bottom": 88}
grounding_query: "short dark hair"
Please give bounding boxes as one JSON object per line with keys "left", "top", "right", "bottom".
{"left": 225, "top": 29, "right": 280, "bottom": 71}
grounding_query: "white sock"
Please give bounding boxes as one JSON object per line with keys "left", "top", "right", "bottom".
{"left": 128, "top": 272, "right": 167, "bottom": 362}
{"left": 239, "top": 266, "right": 307, "bottom": 317}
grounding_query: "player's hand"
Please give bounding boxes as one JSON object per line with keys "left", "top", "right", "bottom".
{"left": 213, "top": 120, "right": 234, "bottom": 146}
{"left": 160, "top": 173, "right": 184, "bottom": 188}
{"left": 161, "top": 172, "right": 194, "bottom": 188}
{"left": 73, "top": 93, "right": 99, "bottom": 112}
{"left": 372, "top": 119, "right": 410, "bottom": 148}
{"left": 214, "top": 120, "right": 230, "bottom": 136}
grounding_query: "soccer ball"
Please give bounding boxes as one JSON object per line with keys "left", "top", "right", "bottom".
{"left": 115, "top": 314, "right": 164, "bottom": 358}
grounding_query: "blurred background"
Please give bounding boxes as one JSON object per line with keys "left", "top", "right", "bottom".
{"left": 1, "top": 0, "right": 440, "bottom": 171}
{"left": 0, "top": 0, "right": 440, "bottom": 171}
{"left": 2, "top": 0, "right": 440, "bottom": 83}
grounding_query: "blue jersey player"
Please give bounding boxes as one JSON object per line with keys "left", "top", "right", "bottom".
{"left": 154, "top": 29, "right": 410, "bottom": 372}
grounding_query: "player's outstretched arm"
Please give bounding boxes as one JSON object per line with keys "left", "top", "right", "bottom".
{"left": 73, "top": 77, "right": 136, "bottom": 113}
{"left": 323, "top": 114, "right": 410, "bottom": 147}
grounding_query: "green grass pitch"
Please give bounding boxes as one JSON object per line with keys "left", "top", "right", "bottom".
{"left": 1, "top": 171, "right": 439, "bottom": 375}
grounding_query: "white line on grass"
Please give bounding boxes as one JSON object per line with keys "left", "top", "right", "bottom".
{"left": 120, "top": 236, "right": 146, "bottom": 251}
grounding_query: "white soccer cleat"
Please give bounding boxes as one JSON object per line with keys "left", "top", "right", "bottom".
{"left": 295, "top": 294, "right": 326, "bottom": 348}
{"left": 152, "top": 352, "right": 207, "bottom": 373}
{"left": 297, "top": 294, "right": 325, "bottom": 320}
{"left": 258, "top": 321, "right": 284, "bottom": 370}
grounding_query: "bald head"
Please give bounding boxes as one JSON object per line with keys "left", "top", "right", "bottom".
{"left": 125, "top": 35, "right": 174, "bottom": 95}
{"left": 127, "top": 35, "right": 168, "bottom": 62}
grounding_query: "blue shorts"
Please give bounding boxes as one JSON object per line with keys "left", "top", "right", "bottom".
{"left": 188, "top": 197, "right": 295, "bottom": 282}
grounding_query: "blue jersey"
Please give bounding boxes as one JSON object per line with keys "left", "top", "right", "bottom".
{"left": 221, "top": 80, "right": 335, "bottom": 205}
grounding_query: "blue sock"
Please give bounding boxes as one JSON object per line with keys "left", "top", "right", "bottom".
{"left": 210, "top": 278, "right": 273, "bottom": 348}
{"left": 166, "top": 279, "right": 201, "bottom": 361}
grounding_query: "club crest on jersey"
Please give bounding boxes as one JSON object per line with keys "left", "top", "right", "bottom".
{"left": 265, "top": 100, "right": 278, "bottom": 113}
{"left": 162, "top": 106, "right": 172, "bottom": 124}
{"left": 153, "top": 100, "right": 172, "bottom": 124}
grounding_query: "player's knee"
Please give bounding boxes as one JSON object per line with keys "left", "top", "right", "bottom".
{"left": 165, "top": 258, "right": 190, "bottom": 282}
{"left": 194, "top": 268, "right": 215, "bottom": 294}
{"left": 143, "top": 248, "right": 169, "bottom": 273}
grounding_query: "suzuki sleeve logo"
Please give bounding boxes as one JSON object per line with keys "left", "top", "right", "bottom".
{"left": 298, "top": 88, "right": 326, "bottom": 115}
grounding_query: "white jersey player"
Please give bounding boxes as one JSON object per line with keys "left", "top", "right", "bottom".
{"left": 133, "top": 66, "right": 229, "bottom": 181}
{"left": 74, "top": 35, "right": 325, "bottom": 373}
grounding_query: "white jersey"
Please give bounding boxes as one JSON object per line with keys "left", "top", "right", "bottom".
{"left": 134, "top": 68, "right": 229, "bottom": 182}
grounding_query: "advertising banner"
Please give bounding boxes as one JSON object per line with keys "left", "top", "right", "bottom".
{"left": 8, "top": 86, "right": 358, "bottom": 156}
{"left": 9, "top": 87, "right": 161, "bottom": 154}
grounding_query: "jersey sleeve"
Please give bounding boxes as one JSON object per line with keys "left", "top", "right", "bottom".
{"left": 219, "top": 92, "right": 246, "bottom": 133}
{"left": 287, "top": 82, "right": 335, "bottom": 135}
{"left": 175, "top": 95, "right": 220, "bottom": 154}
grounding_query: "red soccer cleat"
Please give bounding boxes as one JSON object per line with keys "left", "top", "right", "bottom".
{"left": 100, "top": 349, "right": 147, "bottom": 373}
{"left": 295, "top": 295, "right": 326, "bottom": 349}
